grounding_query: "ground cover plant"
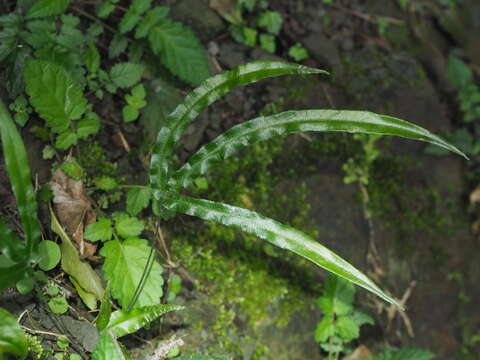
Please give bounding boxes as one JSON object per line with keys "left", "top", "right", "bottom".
{"left": 0, "top": 0, "right": 473, "bottom": 358}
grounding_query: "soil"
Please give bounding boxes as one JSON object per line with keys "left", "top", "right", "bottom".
{"left": 1, "top": 0, "right": 480, "bottom": 359}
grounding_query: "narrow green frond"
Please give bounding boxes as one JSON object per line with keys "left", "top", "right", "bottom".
{"left": 0, "top": 100, "right": 41, "bottom": 258}
{"left": 165, "top": 195, "right": 401, "bottom": 307}
{"left": 149, "top": 62, "right": 327, "bottom": 206}
{"left": 172, "top": 110, "right": 466, "bottom": 189}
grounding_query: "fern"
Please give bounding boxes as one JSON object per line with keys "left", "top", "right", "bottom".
{"left": 148, "top": 61, "right": 465, "bottom": 306}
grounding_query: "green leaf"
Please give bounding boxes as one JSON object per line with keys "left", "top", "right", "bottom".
{"left": 26, "top": 0, "right": 71, "bottom": 19}
{"left": 0, "top": 218, "right": 26, "bottom": 264}
{"left": 55, "top": 130, "right": 78, "bottom": 150}
{"left": 257, "top": 11, "right": 283, "bottom": 35}
{"left": 96, "top": 288, "right": 112, "bottom": 331}
{"left": 288, "top": 43, "right": 309, "bottom": 61}
{"left": 38, "top": 240, "right": 61, "bottom": 270}
{"left": 148, "top": 19, "right": 210, "bottom": 85}
{"left": 259, "top": 33, "right": 275, "bottom": 53}
{"left": 173, "top": 109, "right": 467, "bottom": 190}
{"left": 336, "top": 316, "right": 359, "bottom": 341}
{"left": 176, "top": 356, "right": 228, "bottom": 360}
{"left": 114, "top": 215, "right": 145, "bottom": 238}
{"left": 109, "top": 33, "right": 129, "bottom": 58}
{"left": 319, "top": 275, "right": 355, "bottom": 316}
{"left": 92, "top": 331, "right": 131, "bottom": 360}
{"left": 16, "top": 276, "right": 35, "bottom": 294}
{"left": 97, "top": 3, "right": 115, "bottom": 18}
{"left": 71, "top": 276, "right": 98, "bottom": 310}
{"left": 149, "top": 61, "right": 327, "bottom": 213}
{"left": 24, "top": 60, "right": 87, "bottom": 133}
{"left": 48, "top": 296, "right": 69, "bottom": 314}
{"left": 0, "top": 14, "right": 22, "bottom": 62}
{"left": 60, "top": 160, "right": 84, "bottom": 179}
{"left": 165, "top": 194, "right": 400, "bottom": 306}
{"left": 94, "top": 176, "right": 118, "bottom": 191}
{"left": 351, "top": 310, "right": 374, "bottom": 327}
{"left": 84, "top": 218, "right": 113, "bottom": 242}
{"left": 126, "top": 187, "right": 152, "bottom": 216}
{"left": 109, "top": 62, "right": 145, "bottom": 88}
{"left": 131, "top": 83, "right": 146, "bottom": 99}
{"left": 77, "top": 113, "right": 101, "bottom": 139}
{"left": 0, "top": 100, "right": 41, "bottom": 262}
{"left": 100, "top": 238, "right": 164, "bottom": 308}
{"left": 105, "top": 304, "right": 183, "bottom": 338}
{"left": 0, "top": 308, "right": 28, "bottom": 358}
{"left": 50, "top": 206, "right": 105, "bottom": 301}
{"left": 84, "top": 42, "right": 101, "bottom": 75}
{"left": 122, "top": 105, "right": 139, "bottom": 123}
{"left": 314, "top": 316, "right": 335, "bottom": 343}
{"left": 119, "top": 13, "right": 140, "bottom": 34}
{"left": 447, "top": 55, "right": 473, "bottom": 90}
{"left": 135, "top": 6, "right": 169, "bottom": 39}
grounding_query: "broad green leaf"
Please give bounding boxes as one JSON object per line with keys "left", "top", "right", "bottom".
{"left": 105, "top": 304, "right": 183, "bottom": 338}
{"left": 48, "top": 295, "right": 69, "bottom": 314}
{"left": 100, "top": 238, "right": 164, "bottom": 308}
{"left": 119, "top": 0, "right": 153, "bottom": 33}
{"left": 336, "top": 316, "right": 360, "bottom": 341}
{"left": 135, "top": 6, "right": 169, "bottom": 39}
{"left": 173, "top": 110, "right": 467, "bottom": 189}
{"left": 92, "top": 331, "right": 129, "bottom": 360}
{"left": 0, "top": 14, "right": 22, "bottom": 62}
{"left": 0, "top": 219, "right": 26, "bottom": 263}
{"left": 165, "top": 194, "right": 400, "bottom": 306}
{"left": 96, "top": 288, "right": 112, "bottom": 331}
{"left": 77, "top": 113, "right": 101, "bottom": 139}
{"left": 0, "top": 100, "right": 41, "bottom": 260}
{"left": 0, "top": 262, "right": 30, "bottom": 291}
{"left": 314, "top": 317, "right": 335, "bottom": 343}
{"left": 318, "top": 274, "right": 355, "bottom": 316}
{"left": 351, "top": 310, "right": 374, "bottom": 327}
{"left": 38, "top": 240, "right": 61, "bottom": 270}
{"left": 0, "top": 308, "right": 28, "bottom": 358}
{"left": 71, "top": 277, "right": 98, "bottom": 310}
{"left": 109, "top": 62, "right": 144, "bottom": 88}
{"left": 122, "top": 105, "right": 139, "bottom": 123}
{"left": 257, "top": 11, "right": 283, "bottom": 35}
{"left": 26, "top": 0, "right": 71, "bottom": 19}
{"left": 50, "top": 206, "right": 104, "bottom": 301}
{"left": 149, "top": 61, "right": 327, "bottom": 210}
{"left": 108, "top": 33, "right": 128, "bottom": 58}
{"left": 114, "top": 215, "right": 144, "bottom": 238}
{"left": 84, "top": 42, "right": 101, "bottom": 74}
{"left": 126, "top": 187, "right": 152, "bottom": 216}
{"left": 55, "top": 130, "right": 78, "bottom": 150}
{"left": 84, "top": 218, "right": 113, "bottom": 242}
{"left": 148, "top": 19, "right": 210, "bottom": 85}
{"left": 24, "top": 60, "right": 87, "bottom": 133}
{"left": 16, "top": 276, "right": 35, "bottom": 294}
{"left": 131, "top": 84, "right": 146, "bottom": 99}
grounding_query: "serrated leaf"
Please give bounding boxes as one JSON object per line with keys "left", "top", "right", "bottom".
{"left": 150, "top": 61, "right": 327, "bottom": 213}
{"left": 165, "top": 195, "right": 400, "bottom": 306}
{"left": 122, "top": 105, "right": 139, "bottom": 123}
{"left": 100, "top": 238, "right": 164, "bottom": 308}
{"left": 84, "top": 218, "right": 113, "bottom": 242}
{"left": 126, "top": 187, "right": 152, "bottom": 216}
{"left": 148, "top": 19, "right": 210, "bottom": 85}
{"left": 173, "top": 109, "right": 467, "bottom": 190}
{"left": 0, "top": 100, "right": 40, "bottom": 266}
{"left": 108, "top": 33, "right": 128, "bottom": 58}
{"left": 314, "top": 317, "right": 335, "bottom": 343}
{"left": 119, "top": 13, "right": 140, "bottom": 34}
{"left": 97, "top": 3, "right": 115, "bottom": 18}
{"left": 259, "top": 33, "right": 275, "bottom": 53}
{"left": 77, "top": 113, "right": 101, "bottom": 139}
{"left": 26, "top": 0, "right": 71, "bottom": 19}
{"left": 131, "top": 83, "right": 146, "bottom": 99}
{"left": 38, "top": 240, "right": 61, "bottom": 270}
{"left": 257, "top": 11, "right": 283, "bottom": 35}
{"left": 109, "top": 62, "right": 144, "bottom": 88}
{"left": 0, "top": 14, "right": 22, "bottom": 62}
{"left": 115, "top": 215, "right": 144, "bottom": 238}
{"left": 55, "top": 130, "right": 78, "bottom": 149}
{"left": 24, "top": 60, "right": 87, "bottom": 133}
{"left": 135, "top": 6, "right": 169, "bottom": 39}
{"left": 0, "top": 308, "right": 28, "bottom": 358}
{"left": 106, "top": 304, "right": 183, "bottom": 338}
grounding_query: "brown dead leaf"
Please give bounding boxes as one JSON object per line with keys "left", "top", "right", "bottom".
{"left": 470, "top": 186, "right": 480, "bottom": 203}
{"left": 49, "top": 166, "right": 97, "bottom": 259}
{"left": 344, "top": 345, "right": 372, "bottom": 360}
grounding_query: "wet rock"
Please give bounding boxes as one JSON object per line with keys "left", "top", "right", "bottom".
{"left": 302, "top": 31, "right": 341, "bottom": 68}
{"left": 218, "top": 41, "right": 249, "bottom": 69}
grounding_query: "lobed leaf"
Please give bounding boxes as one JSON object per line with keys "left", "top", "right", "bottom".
{"left": 149, "top": 62, "right": 327, "bottom": 209}
{"left": 164, "top": 194, "right": 401, "bottom": 306}
{"left": 105, "top": 304, "right": 183, "bottom": 338}
{"left": 173, "top": 110, "right": 466, "bottom": 189}
{"left": 0, "top": 100, "right": 41, "bottom": 259}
